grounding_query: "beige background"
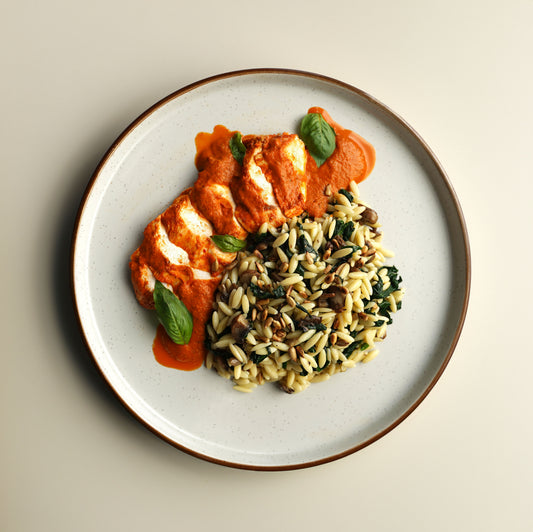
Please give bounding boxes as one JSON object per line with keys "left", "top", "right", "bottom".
{"left": 3, "top": 1, "right": 532, "bottom": 530}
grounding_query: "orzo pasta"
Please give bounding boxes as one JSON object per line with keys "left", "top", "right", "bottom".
{"left": 206, "top": 181, "right": 404, "bottom": 393}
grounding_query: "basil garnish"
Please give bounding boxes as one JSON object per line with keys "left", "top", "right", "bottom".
{"left": 229, "top": 132, "right": 246, "bottom": 164}
{"left": 211, "top": 234, "right": 247, "bottom": 252}
{"left": 299, "top": 113, "right": 336, "bottom": 167}
{"left": 153, "top": 280, "right": 193, "bottom": 345}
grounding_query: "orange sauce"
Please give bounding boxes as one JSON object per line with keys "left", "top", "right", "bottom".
{"left": 146, "top": 108, "right": 375, "bottom": 371}
{"left": 152, "top": 276, "right": 220, "bottom": 371}
{"left": 304, "top": 107, "right": 376, "bottom": 218}
{"left": 148, "top": 127, "right": 239, "bottom": 371}
{"left": 153, "top": 325, "right": 203, "bottom": 371}
{"left": 257, "top": 135, "right": 306, "bottom": 218}
{"left": 229, "top": 134, "right": 307, "bottom": 233}
{"left": 194, "top": 124, "right": 236, "bottom": 171}
{"left": 190, "top": 125, "right": 247, "bottom": 238}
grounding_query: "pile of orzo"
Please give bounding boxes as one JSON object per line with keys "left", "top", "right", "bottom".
{"left": 205, "top": 181, "right": 404, "bottom": 393}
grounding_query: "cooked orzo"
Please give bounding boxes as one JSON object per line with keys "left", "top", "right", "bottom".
{"left": 205, "top": 181, "right": 404, "bottom": 393}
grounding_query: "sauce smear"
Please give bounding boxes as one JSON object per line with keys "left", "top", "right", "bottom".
{"left": 147, "top": 108, "right": 375, "bottom": 370}
{"left": 153, "top": 325, "right": 203, "bottom": 371}
{"left": 152, "top": 276, "right": 219, "bottom": 371}
{"left": 304, "top": 107, "right": 375, "bottom": 217}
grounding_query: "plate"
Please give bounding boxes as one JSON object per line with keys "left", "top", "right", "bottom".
{"left": 71, "top": 69, "right": 470, "bottom": 470}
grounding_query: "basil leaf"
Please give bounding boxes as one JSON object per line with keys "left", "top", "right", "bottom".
{"left": 211, "top": 234, "right": 247, "bottom": 252}
{"left": 229, "top": 132, "right": 246, "bottom": 164}
{"left": 299, "top": 113, "right": 336, "bottom": 167}
{"left": 153, "top": 280, "right": 193, "bottom": 345}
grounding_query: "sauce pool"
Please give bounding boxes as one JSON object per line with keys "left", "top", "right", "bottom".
{"left": 150, "top": 108, "right": 375, "bottom": 370}
{"left": 304, "top": 107, "right": 376, "bottom": 217}
{"left": 152, "top": 276, "right": 220, "bottom": 371}
{"left": 153, "top": 325, "right": 203, "bottom": 371}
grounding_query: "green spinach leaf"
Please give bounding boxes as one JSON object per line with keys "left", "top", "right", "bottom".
{"left": 339, "top": 188, "right": 354, "bottom": 202}
{"left": 249, "top": 283, "right": 285, "bottom": 300}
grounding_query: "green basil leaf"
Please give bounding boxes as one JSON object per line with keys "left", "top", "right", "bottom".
{"left": 299, "top": 113, "right": 336, "bottom": 167}
{"left": 153, "top": 280, "right": 193, "bottom": 344}
{"left": 211, "top": 234, "right": 247, "bottom": 252}
{"left": 229, "top": 132, "right": 246, "bottom": 164}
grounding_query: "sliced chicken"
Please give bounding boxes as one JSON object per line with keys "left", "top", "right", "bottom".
{"left": 191, "top": 125, "right": 248, "bottom": 240}
{"left": 130, "top": 111, "right": 377, "bottom": 374}
{"left": 131, "top": 128, "right": 308, "bottom": 309}
{"left": 231, "top": 133, "right": 307, "bottom": 233}
{"left": 131, "top": 190, "right": 236, "bottom": 309}
{"left": 160, "top": 190, "right": 235, "bottom": 272}
{"left": 190, "top": 181, "right": 247, "bottom": 240}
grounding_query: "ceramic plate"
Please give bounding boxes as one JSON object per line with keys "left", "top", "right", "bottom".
{"left": 71, "top": 69, "right": 470, "bottom": 470}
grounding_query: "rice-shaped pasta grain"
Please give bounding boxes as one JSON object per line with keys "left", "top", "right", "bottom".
{"left": 206, "top": 179, "right": 404, "bottom": 393}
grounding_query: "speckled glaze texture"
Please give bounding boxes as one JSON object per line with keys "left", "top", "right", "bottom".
{"left": 71, "top": 69, "right": 470, "bottom": 470}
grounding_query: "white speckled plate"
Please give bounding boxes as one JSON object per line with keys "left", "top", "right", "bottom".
{"left": 71, "top": 69, "right": 470, "bottom": 470}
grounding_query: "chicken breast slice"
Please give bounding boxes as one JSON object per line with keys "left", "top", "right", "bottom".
{"left": 131, "top": 133, "right": 308, "bottom": 310}
{"left": 130, "top": 189, "right": 236, "bottom": 309}
{"left": 161, "top": 190, "right": 236, "bottom": 272}
{"left": 190, "top": 182, "right": 247, "bottom": 240}
{"left": 231, "top": 134, "right": 307, "bottom": 232}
